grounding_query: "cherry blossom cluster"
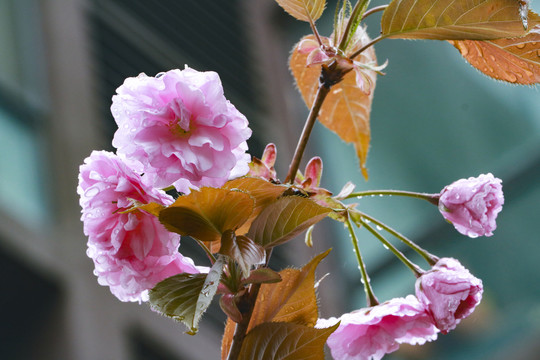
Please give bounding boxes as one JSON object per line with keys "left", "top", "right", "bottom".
{"left": 319, "top": 257, "right": 483, "bottom": 360}
{"left": 78, "top": 67, "right": 252, "bottom": 302}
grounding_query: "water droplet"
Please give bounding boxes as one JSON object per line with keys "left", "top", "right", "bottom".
{"left": 360, "top": 278, "right": 365, "bottom": 284}
{"left": 382, "top": 244, "right": 389, "bottom": 250}
{"left": 467, "top": 231, "right": 478, "bottom": 239}
{"left": 536, "top": 50, "right": 540, "bottom": 57}
{"left": 379, "top": 194, "right": 384, "bottom": 197}
{"left": 507, "top": 73, "right": 518, "bottom": 83}
{"left": 364, "top": 219, "right": 371, "bottom": 224}
{"left": 85, "top": 187, "right": 100, "bottom": 197}
{"left": 376, "top": 225, "right": 383, "bottom": 231}
{"left": 516, "top": 43, "right": 526, "bottom": 49}
{"left": 155, "top": 72, "right": 166, "bottom": 78}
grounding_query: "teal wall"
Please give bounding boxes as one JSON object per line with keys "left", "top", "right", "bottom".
{"left": 305, "top": 2, "right": 540, "bottom": 359}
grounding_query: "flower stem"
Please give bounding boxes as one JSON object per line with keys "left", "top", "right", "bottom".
{"left": 285, "top": 83, "right": 331, "bottom": 183}
{"left": 349, "top": 35, "right": 385, "bottom": 60}
{"left": 355, "top": 210, "right": 438, "bottom": 266}
{"left": 345, "top": 215, "right": 378, "bottom": 306}
{"left": 361, "top": 5, "right": 388, "bottom": 20}
{"left": 358, "top": 217, "right": 425, "bottom": 277}
{"left": 346, "top": 189, "right": 440, "bottom": 205}
{"left": 195, "top": 239, "right": 217, "bottom": 264}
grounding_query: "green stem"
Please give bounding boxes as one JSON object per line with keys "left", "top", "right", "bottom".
{"left": 338, "top": 0, "right": 371, "bottom": 51}
{"left": 195, "top": 239, "right": 217, "bottom": 264}
{"left": 361, "top": 5, "right": 388, "bottom": 20}
{"left": 346, "top": 189, "right": 440, "bottom": 205}
{"left": 345, "top": 216, "right": 378, "bottom": 306}
{"left": 349, "top": 35, "right": 385, "bottom": 60}
{"left": 359, "top": 218, "right": 425, "bottom": 277}
{"left": 285, "top": 84, "right": 331, "bottom": 183}
{"left": 355, "top": 211, "right": 438, "bottom": 266}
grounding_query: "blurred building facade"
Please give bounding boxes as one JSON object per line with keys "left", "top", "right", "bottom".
{"left": 1, "top": 0, "right": 540, "bottom": 360}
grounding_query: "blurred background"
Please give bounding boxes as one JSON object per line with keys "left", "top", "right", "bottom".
{"left": 1, "top": 0, "right": 539, "bottom": 359}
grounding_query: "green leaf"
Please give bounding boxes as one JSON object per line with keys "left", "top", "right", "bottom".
{"left": 249, "top": 250, "right": 331, "bottom": 329}
{"left": 149, "top": 256, "right": 225, "bottom": 334}
{"left": 238, "top": 321, "right": 339, "bottom": 359}
{"left": 274, "top": 0, "right": 326, "bottom": 22}
{"left": 381, "top": 0, "right": 540, "bottom": 40}
{"left": 247, "top": 197, "right": 331, "bottom": 248}
{"left": 219, "top": 231, "right": 266, "bottom": 277}
{"left": 450, "top": 27, "right": 540, "bottom": 84}
{"left": 159, "top": 187, "right": 254, "bottom": 242}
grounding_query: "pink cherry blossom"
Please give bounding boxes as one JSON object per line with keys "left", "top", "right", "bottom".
{"left": 78, "top": 150, "right": 198, "bottom": 302}
{"left": 111, "top": 67, "right": 252, "bottom": 193}
{"left": 438, "top": 173, "right": 504, "bottom": 237}
{"left": 416, "top": 257, "right": 483, "bottom": 334}
{"left": 318, "top": 295, "right": 438, "bottom": 360}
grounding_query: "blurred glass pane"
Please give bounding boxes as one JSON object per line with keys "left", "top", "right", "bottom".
{"left": 0, "top": 0, "right": 21, "bottom": 89}
{"left": 0, "top": 108, "right": 47, "bottom": 226}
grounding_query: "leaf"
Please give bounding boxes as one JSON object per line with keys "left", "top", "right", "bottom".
{"left": 381, "top": 0, "right": 540, "bottom": 40}
{"left": 247, "top": 196, "right": 331, "bottom": 248}
{"left": 450, "top": 27, "right": 540, "bottom": 84}
{"left": 219, "top": 231, "right": 266, "bottom": 277}
{"left": 223, "top": 177, "right": 286, "bottom": 234}
{"left": 221, "top": 318, "right": 236, "bottom": 360}
{"left": 220, "top": 294, "right": 243, "bottom": 323}
{"left": 274, "top": 0, "right": 326, "bottom": 22}
{"left": 241, "top": 268, "right": 282, "bottom": 286}
{"left": 149, "top": 256, "right": 225, "bottom": 334}
{"left": 159, "top": 187, "right": 254, "bottom": 242}
{"left": 290, "top": 31, "right": 377, "bottom": 179}
{"left": 248, "top": 250, "right": 331, "bottom": 329}
{"left": 238, "top": 322, "right": 339, "bottom": 360}
{"left": 136, "top": 202, "right": 165, "bottom": 217}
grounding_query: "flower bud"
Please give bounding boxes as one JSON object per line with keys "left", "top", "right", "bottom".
{"left": 416, "top": 258, "right": 483, "bottom": 334}
{"left": 438, "top": 173, "right": 504, "bottom": 237}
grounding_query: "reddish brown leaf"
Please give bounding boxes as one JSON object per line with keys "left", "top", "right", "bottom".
{"left": 248, "top": 249, "right": 331, "bottom": 330}
{"left": 450, "top": 27, "right": 540, "bottom": 84}
{"left": 221, "top": 318, "right": 236, "bottom": 360}
{"left": 290, "top": 29, "right": 377, "bottom": 179}
{"left": 238, "top": 321, "right": 339, "bottom": 359}
{"left": 219, "top": 232, "right": 266, "bottom": 277}
{"left": 223, "top": 177, "right": 286, "bottom": 234}
{"left": 159, "top": 187, "right": 254, "bottom": 244}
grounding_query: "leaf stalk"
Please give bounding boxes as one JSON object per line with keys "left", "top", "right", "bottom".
{"left": 346, "top": 189, "right": 440, "bottom": 205}
{"left": 359, "top": 218, "right": 425, "bottom": 277}
{"left": 345, "top": 215, "right": 379, "bottom": 306}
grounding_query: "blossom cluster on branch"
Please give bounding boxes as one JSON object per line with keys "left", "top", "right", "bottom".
{"left": 75, "top": 0, "right": 535, "bottom": 358}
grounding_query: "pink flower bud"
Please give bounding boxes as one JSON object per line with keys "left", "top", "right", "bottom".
{"left": 438, "top": 173, "right": 504, "bottom": 237}
{"left": 318, "top": 296, "right": 438, "bottom": 360}
{"left": 111, "top": 67, "right": 252, "bottom": 193}
{"left": 416, "top": 258, "right": 483, "bottom": 334}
